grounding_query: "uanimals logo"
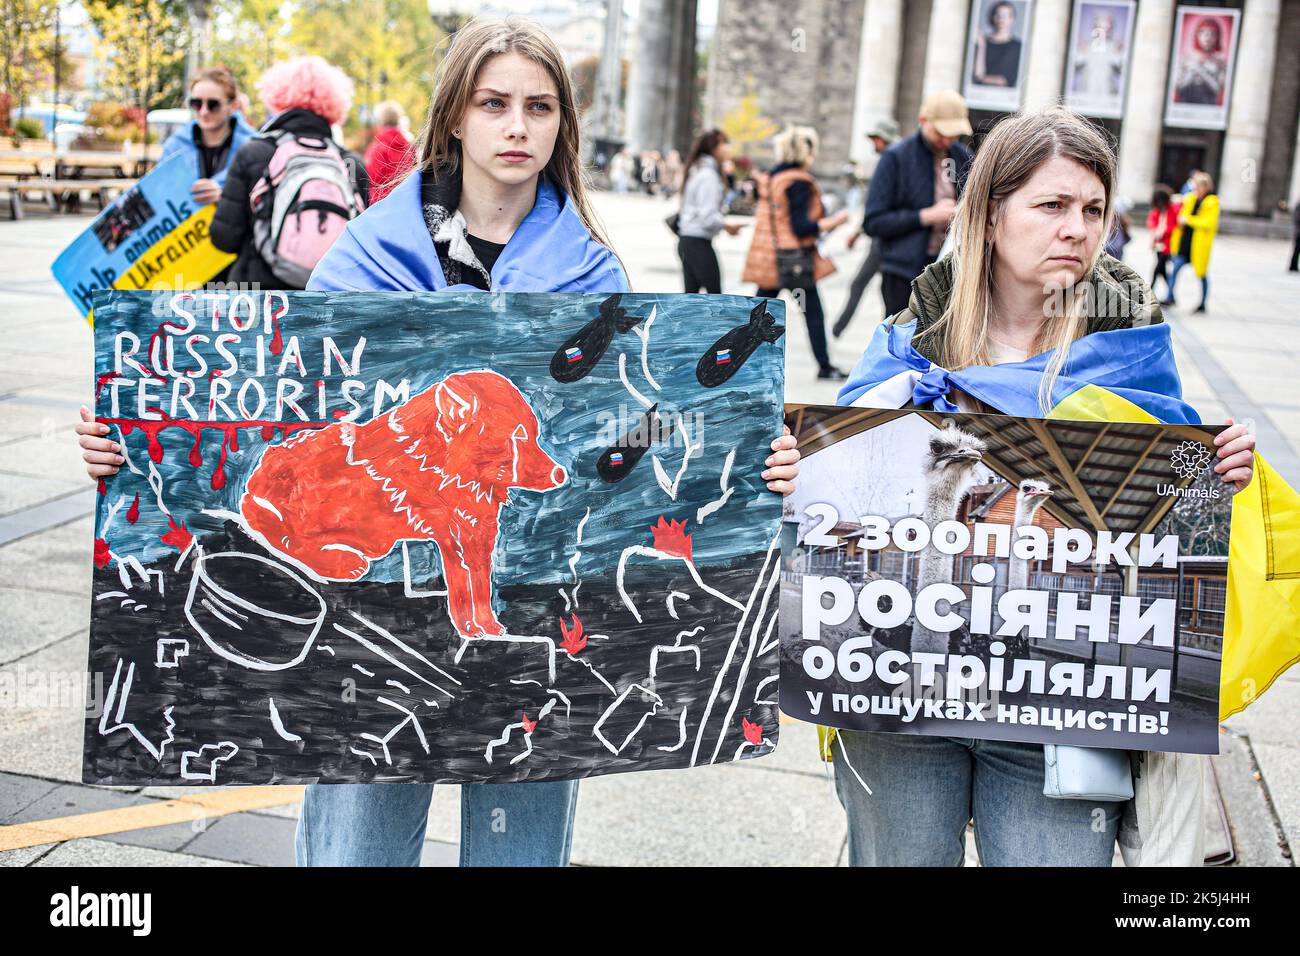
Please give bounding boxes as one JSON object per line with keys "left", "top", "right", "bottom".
{"left": 1157, "top": 440, "right": 1220, "bottom": 499}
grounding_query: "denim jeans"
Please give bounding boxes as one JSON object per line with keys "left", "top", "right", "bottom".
{"left": 833, "top": 730, "right": 1122, "bottom": 866}
{"left": 1166, "top": 255, "right": 1209, "bottom": 308}
{"left": 295, "top": 780, "right": 580, "bottom": 866}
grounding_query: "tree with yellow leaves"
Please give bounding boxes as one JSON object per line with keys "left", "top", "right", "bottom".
{"left": 719, "top": 77, "right": 777, "bottom": 158}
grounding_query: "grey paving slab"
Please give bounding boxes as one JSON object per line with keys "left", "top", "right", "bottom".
{"left": 569, "top": 759, "right": 846, "bottom": 867}
{"left": 0, "top": 587, "right": 88, "bottom": 664}
{"left": 0, "top": 431, "right": 92, "bottom": 484}
{"left": 1249, "top": 741, "right": 1300, "bottom": 860}
{"left": 3, "top": 780, "right": 203, "bottom": 855}
{"left": 0, "top": 629, "right": 91, "bottom": 782}
{"left": 0, "top": 472, "right": 85, "bottom": 518}
{"left": 0, "top": 771, "right": 61, "bottom": 821}
{"left": 0, "top": 412, "right": 75, "bottom": 447}
{"left": 0, "top": 513, "right": 93, "bottom": 590}
{"left": 34, "top": 837, "right": 246, "bottom": 866}
{"left": 183, "top": 810, "right": 299, "bottom": 866}
{"left": 0, "top": 489, "right": 95, "bottom": 549}
{"left": 420, "top": 839, "right": 458, "bottom": 866}
{"left": 0, "top": 844, "right": 56, "bottom": 866}
{"left": 1211, "top": 732, "right": 1293, "bottom": 866}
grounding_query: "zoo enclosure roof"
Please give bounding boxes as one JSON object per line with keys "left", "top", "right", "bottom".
{"left": 787, "top": 405, "right": 1220, "bottom": 537}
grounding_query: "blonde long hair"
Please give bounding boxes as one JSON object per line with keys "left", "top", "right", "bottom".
{"left": 413, "top": 17, "right": 615, "bottom": 251}
{"left": 919, "top": 107, "right": 1117, "bottom": 411}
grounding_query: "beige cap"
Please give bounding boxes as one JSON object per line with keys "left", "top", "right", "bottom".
{"left": 919, "top": 89, "right": 973, "bottom": 138}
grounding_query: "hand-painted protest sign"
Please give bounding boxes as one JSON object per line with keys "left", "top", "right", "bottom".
{"left": 779, "top": 406, "right": 1230, "bottom": 754}
{"left": 83, "top": 290, "right": 786, "bottom": 786}
{"left": 51, "top": 155, "right": 235, "bottom": 323}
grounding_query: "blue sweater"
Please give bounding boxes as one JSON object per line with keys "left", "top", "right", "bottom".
{"left": 308, "top": 170, "right": 629, "bottom": 294}
{"left": 158, "top": 114, "right": 256, "bottom": 185}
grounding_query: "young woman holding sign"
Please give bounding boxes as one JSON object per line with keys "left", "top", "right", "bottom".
{"left": 833, "top": 107, "right": 1253, "bottom": 866}
{"left": 159, "top": 67, "right": 257, "bottom": 207}
{"left": 76, "top": 16, "right": 799, "bottom": 867}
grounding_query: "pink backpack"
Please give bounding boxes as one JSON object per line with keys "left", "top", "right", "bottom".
{"left": 249, "top": 130, "right": 364, "bottom": 286}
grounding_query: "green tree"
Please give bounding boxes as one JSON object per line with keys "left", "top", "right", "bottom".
{"left": 84, "top": 0, "right": 189, "bottom": 128}
{"left": 287, "top": 0, "right": 442, "bottom": 132}
{"left": 1, "top": 1, "right": 63, "bottom": 118}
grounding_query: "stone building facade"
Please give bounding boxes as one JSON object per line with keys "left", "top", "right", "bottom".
{"left": 704, "top": 0, "right": 1300, "bottom": 218}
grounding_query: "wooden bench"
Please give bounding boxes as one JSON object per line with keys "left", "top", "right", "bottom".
{"left": 1, "top": 177, "right": 138, "bottom": 219}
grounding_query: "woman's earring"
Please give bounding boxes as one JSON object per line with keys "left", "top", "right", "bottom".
{"left": 452, "top": 129, "right": 461, "bottom": 138}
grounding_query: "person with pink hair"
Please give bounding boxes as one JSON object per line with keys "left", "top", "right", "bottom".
{"left": 209, "top": 56, "right": 371, "bottom": 289}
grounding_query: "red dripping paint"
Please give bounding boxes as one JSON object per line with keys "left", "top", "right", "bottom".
{"left": 94, "top": 372, "right": 118, "bottom": 399}
{"left": 268, "top": 294, "right": 287, "bottom": 356}
{"left": 99, "top": 415, "right": 327, "bottom": 489}
{"left": 93, "top": 538, "right": 112, "bottom": 568}
{"left": 97, "top": 478, "right": 107, "bottom": 496}
{"left": 332, "top": 408, "right": 348, "bottom": 420}
{"left": 126, "top": 494, "right": 140, "bottom": 524}
{"left": 742, "top": 717, "right": 763, "bottom": 746}
{"left": 211, "top": 431, "right": 230, "bottom": 490}
{"left": 159, "top": 516, "right": 193, "bottom": 551}
{"left": 521, "top": 713, "right": 537, "bottom": 734}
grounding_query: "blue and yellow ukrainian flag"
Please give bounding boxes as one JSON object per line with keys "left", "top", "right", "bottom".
{"left": 838, "top": 320, "right": 1300, "bottom": 721}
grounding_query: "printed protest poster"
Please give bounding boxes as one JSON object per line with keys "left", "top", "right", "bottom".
{"left": 83, "top": 290, "right": 786, "bottom": 786}
{"left": 1164, "top": 5, "right": 1240, "bottom": 130}
{"left": 779, "top": 406, "right": 1230, "bottom": 754}
{"left": 51, "top": 154, "right": 235, "bottom": 322}
{"left": 1064, "top": 0, "right": 1135, "bottom": 120}
{"left": 963, "top": 0, "right": 1034, "bottom": 113}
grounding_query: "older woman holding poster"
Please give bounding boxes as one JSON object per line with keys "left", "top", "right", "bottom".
{"left": 833, "top": 107, "right": 1254, "bottom": 866}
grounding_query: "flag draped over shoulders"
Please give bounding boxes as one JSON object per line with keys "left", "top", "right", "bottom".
{"left": 836, "top": 319, "right": 1299, "bottom": 720}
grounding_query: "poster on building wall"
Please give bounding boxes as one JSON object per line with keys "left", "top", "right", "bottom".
{"left": 82, "top": 289, "right": 787, "bottom": 786}
{"left": 778, "top": 406, "right": 1230, "bottom": 755}
{"left": 1064, "top": 0, "right": 1136, "bottom": 119}
{"left": 1164, "top": 5, "right": 1241, "bottom": 130}
{"left": 963, "top": 0, "right": 1034, "bottom": 112}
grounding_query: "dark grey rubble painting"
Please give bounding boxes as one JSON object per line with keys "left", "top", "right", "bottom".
{"left": 83, "top": 290, "right": 786, "bottom": 785}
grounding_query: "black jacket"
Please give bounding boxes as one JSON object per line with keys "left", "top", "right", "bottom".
{"left": 209, "top": 108, "right": 370, "bottom": 289}
{"left": 863, "top": 130, "right": 972, "bottom": 281}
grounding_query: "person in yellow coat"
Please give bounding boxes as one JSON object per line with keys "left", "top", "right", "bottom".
{"left": 1163, "top": 170, "right": 1219, "bottom": 313}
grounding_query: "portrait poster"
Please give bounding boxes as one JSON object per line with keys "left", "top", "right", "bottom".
{"left": 1064, "top": 0, "right": 1136, "bottom": 119}
{"left": 1164, "top": 5, "right": 1240, "bottom": 130}
{"left": 963, "top": 0, "right": 1035, "bottom": 113}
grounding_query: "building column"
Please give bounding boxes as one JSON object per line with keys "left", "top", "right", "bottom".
{"left": 624, "top": 0, "right": 698, "bottom": 155}
{"left": 1022, "top": 0, "right": 1071, "bottom": 111}
{"left": 1290, "top": 115, "right": 1300, "bottom": 205}
{"left": 1219, "top": 0, "right": 1283, "bottom": 214}
{"left": 922, "top": 0, "right": 971, "bottom": 98}
{"left": 1115, "top": 0, "right": 1175, "bottom": 203}
{"left": 848, "top": 0, "right": 905, "bottom": 166}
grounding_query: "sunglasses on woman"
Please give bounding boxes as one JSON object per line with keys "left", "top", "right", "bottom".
{"left": 189, "top": 97, "right": 227, "bottom": 113}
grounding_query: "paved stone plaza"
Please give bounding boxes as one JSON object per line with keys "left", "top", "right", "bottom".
{"left": 0, "top": 191, "right": 1295, "bottom": 866}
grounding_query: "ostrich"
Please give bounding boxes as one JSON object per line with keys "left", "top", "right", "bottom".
{"left": 1007, "top": 478, "right": 1054, "bottom": 593}
{"left": 910, "top": 423, "right": 988, "bottom": 656}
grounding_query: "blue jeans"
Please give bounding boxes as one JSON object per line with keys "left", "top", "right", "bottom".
{"left": 1166, "top": 255, "right": 1209, "bottom": 308}
{"left": 833, "top": 731, "right": 1122, "bottom": 866}
{"left": 295, "top": 780, "right": 579, "bottom": 866}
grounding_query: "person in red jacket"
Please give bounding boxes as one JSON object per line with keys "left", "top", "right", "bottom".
{"left": 1147, "top": 184, "right": 1180, "bottom": 301}
{"left": 364, "top": 100, "right": 416, "bottom": 202}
